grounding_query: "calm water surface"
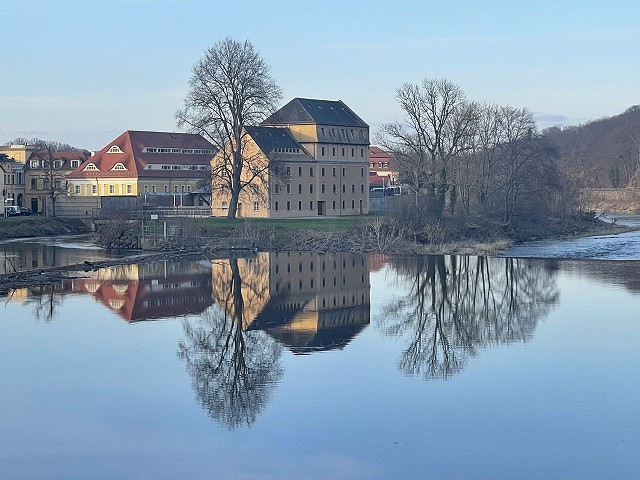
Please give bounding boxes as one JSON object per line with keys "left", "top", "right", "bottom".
{"left": 1, "top": 235, "right": 639, "bottom": 479}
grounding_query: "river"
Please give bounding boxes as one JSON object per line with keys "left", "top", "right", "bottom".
{"left": 1, "top": 225, "right": 639, "bottom": 479}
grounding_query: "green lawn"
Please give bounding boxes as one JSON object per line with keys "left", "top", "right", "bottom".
{"left": 194, "top": 215, "right": 378, "bottom": 232}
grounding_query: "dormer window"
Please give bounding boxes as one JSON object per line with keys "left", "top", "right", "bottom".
{"left": 53, "top": 160, "right": 63, "bottom": 168}
{"left": 107, "top": 145, "right": 123, "bottom": 154}
{"left": 30, "top": 160, "right": 39, "bottom": 168}
{"left": 83, "top": 163, "right": 99, "bottom": 171}
{"left": 70, "top": 160, "right": 80, "bottom": 168}
{"left": 111, "top": 163, "right": 127, "bottom": 171}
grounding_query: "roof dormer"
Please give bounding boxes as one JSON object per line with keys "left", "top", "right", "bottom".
{"left": 111, "top": 163, "right": 127, "bottom": 171}
{"left": 107, "top": 145, "right": 124, "bottom": 154}
{"left": 83, "top": 163, "right": 99, "bottom": 171}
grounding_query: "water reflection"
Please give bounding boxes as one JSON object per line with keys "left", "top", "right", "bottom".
{"left": 178, "top": 252, "right": 371, "bottom": 427}
{"left": 381, "top": 255, "right": 560, "bottom": 380}
{"left": 0, "top": 234, "right": 115, "bottom": 275}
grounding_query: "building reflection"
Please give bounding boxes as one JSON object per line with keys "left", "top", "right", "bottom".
{"left": 179, "top": 251, "right": 371, "bottom": 429}
{"left": 9, "top": 258, "right": 214, "bottom": 322}
{"left": 72, "top": 260, "right": 213, "bottom": 322}
{"left": 211, "top": 252, "right": 371, "bottom": 353}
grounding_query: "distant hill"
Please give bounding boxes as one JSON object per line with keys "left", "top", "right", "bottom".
{"left": 542, "top": 105, "right": 640, "bottom": 188}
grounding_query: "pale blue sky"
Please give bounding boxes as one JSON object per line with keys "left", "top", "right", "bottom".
{"left": 2, "top": 0, "right": 638, "bottom": 150}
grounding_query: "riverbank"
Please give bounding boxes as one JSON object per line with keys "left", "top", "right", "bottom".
{"left": 0, "top": 216, "right": 90, "bottom": 241}
{"left": 0, "top": 213, "right": 634, "bottom": 294}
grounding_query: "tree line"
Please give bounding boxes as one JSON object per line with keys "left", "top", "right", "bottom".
{"left": 377, "top": 78, "right": 577, "bottom": 224}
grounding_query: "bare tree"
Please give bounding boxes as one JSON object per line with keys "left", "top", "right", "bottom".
{"left": 379, "top": 78, "right": 478, "bottom": 218}
{"left": 177, "top": 37, "right": 282, "bottom": 219}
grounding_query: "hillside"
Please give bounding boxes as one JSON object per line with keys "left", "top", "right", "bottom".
{"left": 542, "top": 105, "right": 640, "bottom": 188}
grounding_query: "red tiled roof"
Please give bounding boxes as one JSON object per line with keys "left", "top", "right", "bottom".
{"left": 68, "top": 130, "right": 214, "bottom": 179}
{"left": 369, "top": 146, "right": 391, "bottom": 160}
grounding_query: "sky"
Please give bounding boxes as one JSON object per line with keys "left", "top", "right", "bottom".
{"left": 2, "top": 0, "right": 639, "bottom": 151}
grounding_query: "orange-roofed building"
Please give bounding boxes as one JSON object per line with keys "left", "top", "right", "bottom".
{"left": 66, "top": 130, "right": 214, "bottom": 201}
{"left": 368, "top": 146, "right": 398, "bottom": 190}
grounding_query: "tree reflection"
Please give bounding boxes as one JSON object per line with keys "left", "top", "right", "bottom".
{"left": 381, "top": 255, "right": 559, "bottom": 380}
{"left": 178, "top": 257, "right": 283, "bottom": 429}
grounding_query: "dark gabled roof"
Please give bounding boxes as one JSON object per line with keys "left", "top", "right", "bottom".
{"left": 262, "top": 98, "right": 368, "bottom": 128}
{"left": 245, "top": 126, "right": 301, "bottom": 153}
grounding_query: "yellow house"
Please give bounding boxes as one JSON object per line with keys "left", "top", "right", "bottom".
{"left": 211, "top": 98, "right": 370, "bottom": 218}
{"left": 0, "top": 144, "right": 32, "bottom": 209}
{"left": 67, "top": 130, "right": 213, "bottom": 203}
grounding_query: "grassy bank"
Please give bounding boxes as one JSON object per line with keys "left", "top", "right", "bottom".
{"left": 0, "top": 216, "right": 91, "bottom": 241}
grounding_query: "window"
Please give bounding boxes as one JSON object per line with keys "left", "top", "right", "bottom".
{"left": 361, "top": 168, "right": 364, "bottom": 177}
{"left": 321, "top": 167, "right": 325, "bottom": 177}
{"left": 352, "top": 184, "right": 355, "bottom": 193}
{"left": 152, "top": 185, "right": 156, "bottom": 193}
{"left": 92, "top": 185, "right": 97, "bottom": 194}
{"left": 298, "top": 201, "right": 302, "bottom": 210}
{"left": 144, "top": 185, "right": 149, "bottom": 193}
{"left": 321, "top": 146, "right": 325, "bottom": 156}
{"left": 109, "top": 185, "right": 115, "bottom": 194}
{"left": 83, "top": 163, "right": 98, "bottom": 171}
{"left": 274, "top": 184, "right": 280, "bottom": 194}
{"left": 275, "top": 201, "right": 279, "bottom": 211}
{"left": 352, "top": 148, "right": 355, "bottom": 157}
{"left": 310, "top": 167, "right": 314, "bottom": 177}
{"left": 53, "top": 160, "right": 63, "bottom": 168}
{"left": 30, "top": 178, "right": 37, "bottom": 189}
{"left": 107, "top": 145, "right": 123, "bottom": 154}
{"left": 127, "top": 185, "right": 132, "bottom": 194}
{"left": 286, "top": 201, "right": 291, "bottom": 211}
{"left": 298, "top": 184, "right": 302, "bottom": 194}
{"left": 75, "top": 185, "right": 81, "bottom": 194}
{"left": 332, "top": 147, "right": 336, "bottom": 157}
{"left": 332, "top": 200, "right": 336, "bottom": 209}
{"left": 298, "top": 166, "right": 302, "bottom": 176}
{"left": 341, "top": 147, "right": 345, "bottom": 157}
{"left": 286, "top": 166, "right": 290, "bottom": 175}
{"left": 30, "top": 160, "right": 39, "bottom": 168}
{"left": 164, "top": 185, "right": 169, "bottom": 193}
{"left": 361, "top": 148, "right": 364, "bottom": 157}
{"left": 352, "top": 200, "right": 355, "bottom": 208}
{"left": 71, "top": 160, "right": 80, "bottom": 168}
{"left": 181, "top": 185, "right": 185, "bottom": 193}
{"left": 286, "top": 184, "right": 291, "bottom": 194}
{"left": 309, "top": 184, "right": 313, "bottom": 194}
{"left": 333, "top": 184, "right": 336, "bottom": 193}
{"left": 187, "top": 185, "right": 191, "bottom": 192}
{"left": 321, "top": 127, "right": 325, "bottom": 136}
{"left": 310, "top": 201, "right": 313, "bottom": 210}
{"left": 332, "top": 167, "right": 336, "bottom": 177}
{"left": 253, "top": 202, "right": 259, "bottom": 212}
{"left": 321, "top": 184, "right": 325, "bottom": 194}
{"left": 361, "top": 184, "right": 364, "bottom": 193}
{"left": 343, "top": 185, "right": 346, "bottom": 193}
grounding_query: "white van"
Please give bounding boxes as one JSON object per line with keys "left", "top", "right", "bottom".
{"left": 4, "top": 206, "right": 21, "bottom": 217}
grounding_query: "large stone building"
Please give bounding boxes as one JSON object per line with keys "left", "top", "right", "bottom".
{"left": 211, "top": 98, "right": 370, "bottom": 218}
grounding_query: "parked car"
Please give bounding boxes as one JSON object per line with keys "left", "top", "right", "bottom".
{"left": 4, "top": 206, "right": 21, "bottom": 217}
{"left": 19, "top": 207, "right": 32, "bottom": 216}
